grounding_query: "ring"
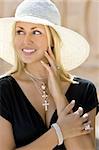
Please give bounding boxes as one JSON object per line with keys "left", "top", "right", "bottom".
{"left": 84, "top": 124, "right": 90, "bottom": 131}
{"left": 56, "top": 65, "right": 60, "bottom": 70}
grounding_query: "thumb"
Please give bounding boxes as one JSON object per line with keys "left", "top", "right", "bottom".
{"left": 63, "top": 100, "right": 75, "bottom": 115}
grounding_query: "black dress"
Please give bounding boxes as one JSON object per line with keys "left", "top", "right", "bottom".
{"left": 0, "top": 76, "right": 98, "bottom": 149}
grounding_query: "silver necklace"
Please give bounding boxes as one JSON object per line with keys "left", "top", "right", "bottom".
{"left": 24, "top": 68, "right": 49, "bottom": 111}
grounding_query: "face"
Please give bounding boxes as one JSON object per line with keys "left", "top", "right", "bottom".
{"left": 14, "top": 21, "right": 48, "bottom": 64}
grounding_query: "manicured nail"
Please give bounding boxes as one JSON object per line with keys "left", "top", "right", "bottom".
{"left": 71, "top": 100, "right": 75, "bottom": 104}
{"left": 44, "top": 51, "right": 47, "bottom": 54}
{"left": 83, "top": 113, "right": 88, "bottom": 118}
{"left": 40, "top": 60, "right": 44, "bottom": 64}
{"left": 78, "top": 107, "right": 83, "bottom": 111}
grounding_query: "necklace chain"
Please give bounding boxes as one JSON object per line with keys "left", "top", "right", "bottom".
{"left": 24, "top": 68, "right": 49, "bottom": 111}
{"left": 24, "top": 68, "right": 47, "bottom": 81}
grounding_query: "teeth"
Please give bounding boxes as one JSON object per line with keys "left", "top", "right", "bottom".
{"left": 23, "top": 49, "right": 36, "bottom": 53}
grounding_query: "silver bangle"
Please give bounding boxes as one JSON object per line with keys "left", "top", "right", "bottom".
{"left": 51, "top": 123, "right": 64, "bottom": 145}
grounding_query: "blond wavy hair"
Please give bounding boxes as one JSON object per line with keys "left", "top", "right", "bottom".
{"left": 45, "top": 26, "right": 74, "bottom": 83}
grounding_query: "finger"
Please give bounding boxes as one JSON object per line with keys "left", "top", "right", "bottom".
{"left": 47, "top": 47, "right": 55, "bottom": 61}
{"left": 81, "top": 113, "right": 89, "bottom": 123}
{"left": 81, "top": 127, "right": 93, "bottom": 135}
{"left": 41, "top": 60, "right": 52, "bottom": 73}
{"left": 81, "top": 121, "right": 92, "bottom": 131}
{"left": 44, "top": 51, "right": 57, "bottom": 72}
{"left": 74, "top": 107, "right": 83, "bottom": 117}
{"left": 63, "top": 100, "right": 75, "bottom": 115}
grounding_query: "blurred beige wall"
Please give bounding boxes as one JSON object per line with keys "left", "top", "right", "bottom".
{"left": 53, "top": 0, "right": 99, "bottom": 60}
{"left": 54, "top": 0, "right": 99, "bottom": 95}
{"left": 0, "top": 0, "right": 99, "bottom": 94}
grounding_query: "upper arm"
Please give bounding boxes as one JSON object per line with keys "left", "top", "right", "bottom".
{"left": 88, "top": 107, "right": 96, "bottom": 140}
{"left": 0, "top": 116, "right": 16, "bottom": 150}
{"left": 0, "top": 78, "right": 16, "bottom": 149}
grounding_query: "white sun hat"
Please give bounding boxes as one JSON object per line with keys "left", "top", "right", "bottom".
{"left": 0, "top": 0, "right": 90, "bottom": 71}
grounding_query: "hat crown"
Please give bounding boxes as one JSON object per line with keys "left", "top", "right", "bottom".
{"left": 15, "top": 0, "right": 61, "bottom": 25}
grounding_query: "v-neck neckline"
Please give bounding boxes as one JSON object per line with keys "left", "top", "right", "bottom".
{"left": 8, "top": 75, "right": 55, "bottom": 127}
{"left": 8, "top": 75, "right": 73, "bottom": 128}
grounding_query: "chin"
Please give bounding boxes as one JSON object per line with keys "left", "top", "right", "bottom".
{"left": 21, "top": 57, "right": 42, "bottom": 64}
{"left": 22, "top": 58, "right": 35, "bottom": 64}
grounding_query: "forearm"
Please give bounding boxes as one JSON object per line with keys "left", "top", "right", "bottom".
{"left": 64, "top": 134, "right": 95, "bottom": 150}
{"left": 55, "top": 95, "right": 69, "bottom": 116}
{"left": 16, "top": 128, "right": 58, "bottom": 150}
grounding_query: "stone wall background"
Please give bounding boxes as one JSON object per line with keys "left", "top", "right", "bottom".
{"left": 0, "top": 0, "right": 99, "bottom": 148}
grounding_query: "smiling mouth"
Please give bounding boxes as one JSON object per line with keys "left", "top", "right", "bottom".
{"left": 22, "top": 48, "right": 37, "bottom": 55}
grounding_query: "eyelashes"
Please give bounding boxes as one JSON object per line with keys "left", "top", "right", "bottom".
{"left": 15, "top": 30, "right": 42, "bottom": 35}
{"left": 32, "top": 30, "right": 42, "bottom": 35}
{"left": 15, "top": 30, "right": 24, "bottom": 35}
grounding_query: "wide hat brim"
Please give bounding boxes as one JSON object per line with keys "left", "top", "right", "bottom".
{"left": 0, "top": 16, "right": 90, "bottom": 71}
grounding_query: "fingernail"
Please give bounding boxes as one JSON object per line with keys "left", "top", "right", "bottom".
{"left": 78, "top": 107, "right": 83, "bottom": 111}
{"left": 44, "top": 51, "right": 47, "bottom": 54}
{"left": 83, "top": 113, "right": 88, "bottom": 118}
{"left": 71, "top": 100, "right": 75, "bottom": 104}
{"left": 40, "top": 60, "right": 44, "bottom": 64}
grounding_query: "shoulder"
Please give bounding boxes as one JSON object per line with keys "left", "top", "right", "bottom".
{"left": 72, "top": 76, "right": 98, "bottom": 113}
{"left": 0, "top": 75, "right": 14, "bottom": 94}
{"left": 0, "top": 75, "right": 11, "bottom": 87}
{"left": 73, "top": 76, "right": 96, "bottom": 91}
{"left": 0, "top": 76, "right": 14, "bottom": 123}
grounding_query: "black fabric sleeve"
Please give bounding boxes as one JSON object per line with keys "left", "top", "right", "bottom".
{"left": 66, "top": 77, "right": 99, "bottom": 114}
{"left": 0, "top": 78, "right": 12, "bottom": 123}
{"left": 74, "top": 79, "right": 99, "bottom": 114}
{"left": 83, "top": 81, "right": 99, "bottom": 113}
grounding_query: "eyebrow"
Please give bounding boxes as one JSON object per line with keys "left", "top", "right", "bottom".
{"left": 16, "top": 26, "right": 37, "bottom": 30}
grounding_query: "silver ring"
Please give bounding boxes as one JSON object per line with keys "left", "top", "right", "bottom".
{"left": 56, "top": 65, "right": 60, "bottom": 70}
{"left": 84, "top": 124, "right": 90, "bottom": 131}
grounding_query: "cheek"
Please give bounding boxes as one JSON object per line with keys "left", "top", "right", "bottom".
{"left": 14, "top": 37, "right": 22, "bottom": 50}
{"left": 36, "top": 36, "right": 48, "bottom": 49}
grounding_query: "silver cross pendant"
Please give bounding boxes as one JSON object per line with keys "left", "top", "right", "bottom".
{"left": 42, "top": 100, "right": 49, "bottom": 111}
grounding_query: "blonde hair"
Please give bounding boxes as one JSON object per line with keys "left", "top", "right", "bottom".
{"left": 3, "top": 24, "right": 25, "bottom": 76}
{"left": 44, "top": 25, "right": 74, "bottom": 83}
{"left": 3, "top": 50, "right": 25, "bottom": 76}
{"left": 4, "top": 24, "right": 74, "bottom": 83}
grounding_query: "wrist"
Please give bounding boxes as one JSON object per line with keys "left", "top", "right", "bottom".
{"left": 51, "top": 123, "right": 64, "bottom": 146}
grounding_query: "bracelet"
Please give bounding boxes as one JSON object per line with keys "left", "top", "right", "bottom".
{"left": 51, "top": 123, "right": 64, "bottom": 146}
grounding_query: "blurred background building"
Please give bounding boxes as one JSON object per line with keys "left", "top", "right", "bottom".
{"left": 0, "top": 0, "right": 99, "bottom": 149}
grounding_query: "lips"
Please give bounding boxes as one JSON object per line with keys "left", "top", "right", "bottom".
{"left": 22, "top": 48, "right": 37, "bottom": 55}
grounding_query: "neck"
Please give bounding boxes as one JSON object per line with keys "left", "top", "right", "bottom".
{"left": 25, "top": 61, "right": 48, "bottom": 79}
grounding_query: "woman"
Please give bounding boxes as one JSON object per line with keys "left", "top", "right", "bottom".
{"left": 0, "top": 0, "right": 98, "bottom": 150}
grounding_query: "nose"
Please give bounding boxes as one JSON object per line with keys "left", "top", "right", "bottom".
{"left": 23, "top": 34, "right": 33, "bottom": 45}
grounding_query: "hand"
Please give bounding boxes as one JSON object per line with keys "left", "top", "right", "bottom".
{"left": 41, "top": 47, "right": 63, "bottom": 100}
{"left": 57, "top": 100, "right": 93, "bottom": 140}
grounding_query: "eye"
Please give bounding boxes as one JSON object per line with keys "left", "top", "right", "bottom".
{"left": 15, "top": 30, "right": 25, "bottom": 35}
{"left": 32, "top": 30, "right": 42, "bottom": 35}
